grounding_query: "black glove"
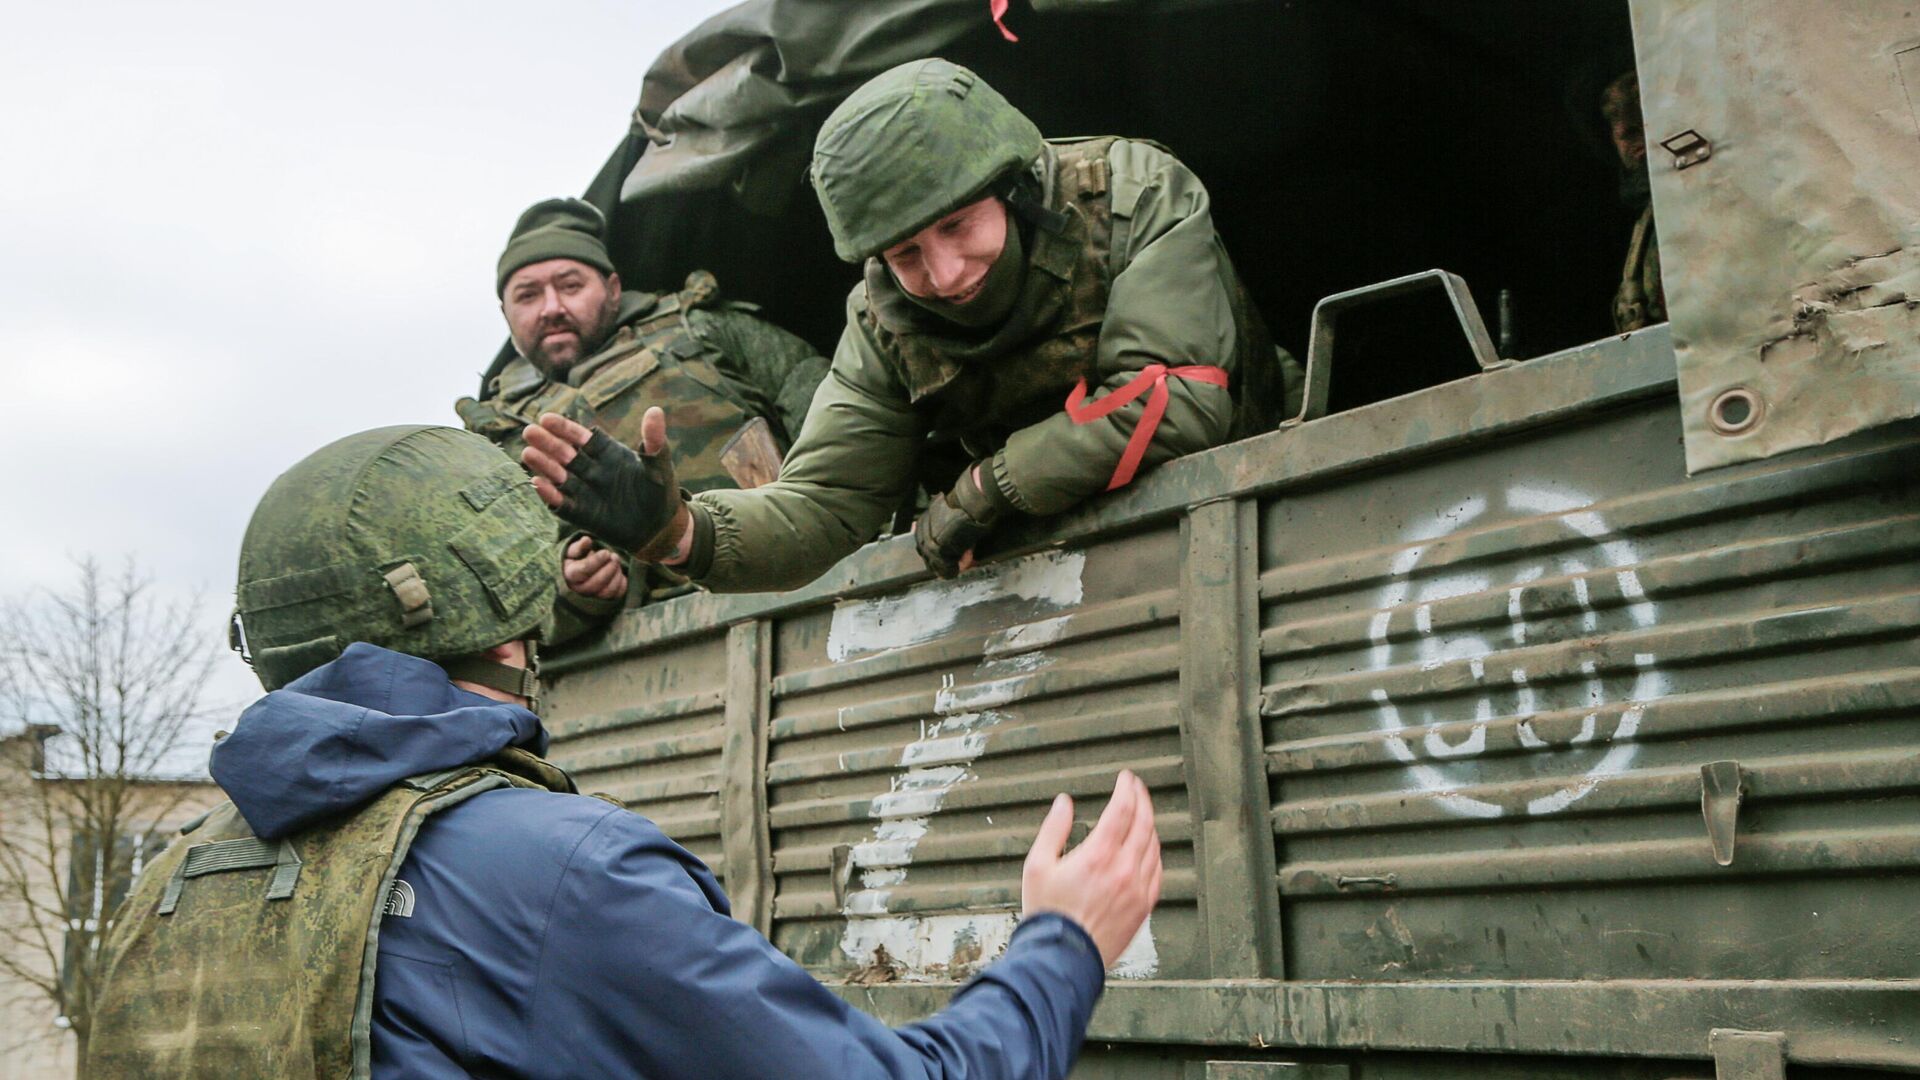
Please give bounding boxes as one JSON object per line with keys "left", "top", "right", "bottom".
{"left": 914, "top": 464, "right": 1014, "bottom": 579}
{"left": 555, "top": 431, "right": 687, "bottom": 561}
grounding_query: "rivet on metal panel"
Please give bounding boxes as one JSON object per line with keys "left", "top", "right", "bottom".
{"left": 1709, "top": 1029, "right": 1786, "bottom": 1080}
{"left": 1700, "top": 761, "right": 1746, "bottom": 867}
{"left": 1707, "top": 387, "right": 1765, "bottom": 436}
{"left": 1660, "top": 129, "right": 1713, "bottom": 169}
{"left": 1333, "top": 873, "right": 1397, "bottom": 892}
{"left": 829, "top": 843, "right": 854, "bottom": 907}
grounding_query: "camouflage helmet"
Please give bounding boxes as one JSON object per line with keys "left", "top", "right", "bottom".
{"left": 234, "top": 426, "right": 554, "bottom": 691}
{"left": 810, "top": 58, "right": 1043, "bottom": 262}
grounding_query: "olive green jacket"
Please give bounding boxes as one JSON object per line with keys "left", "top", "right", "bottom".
{"left": 690, "top": 139, "right": 1291, "bottom": 592}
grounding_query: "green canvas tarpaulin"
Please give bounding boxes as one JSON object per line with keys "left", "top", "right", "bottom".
{"left": 615, "top": 2, "right": 982, "bottom": 211}
{"left": 613, "top": 0, "right": 1253, "bottom": 209}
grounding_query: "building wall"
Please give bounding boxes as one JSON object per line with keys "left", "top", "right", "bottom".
{"left": 0, "top": 744, "right": 221, "bottom": 1080}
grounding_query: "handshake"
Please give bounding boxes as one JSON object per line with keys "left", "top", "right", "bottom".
{"left": 523, "top": 407, "right": 1011, "bottom": 581}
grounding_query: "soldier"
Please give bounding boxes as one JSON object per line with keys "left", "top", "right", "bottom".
{"left": 457, "top": 197, "right": 828, "bottom": 635}
{"left": 87, "top": 425, "right": 1161, "bottom": 1078}
{"left": 1601, "top": 70, "right": 1667, "bottom": 333}
{"left": 521, "top": 58, "right": 1303, "bottom": 587}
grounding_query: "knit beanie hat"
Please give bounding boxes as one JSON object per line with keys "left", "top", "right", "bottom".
{"left": 496, "top": 198, "right": 616, "bottom": 295}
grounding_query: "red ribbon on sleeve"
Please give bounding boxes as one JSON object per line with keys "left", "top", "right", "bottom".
{"left": 989, "top": 0, "right": 1019, "bottom": 41}
{"left": 1063, "top": 364, "right": 1229, "bottom": 491}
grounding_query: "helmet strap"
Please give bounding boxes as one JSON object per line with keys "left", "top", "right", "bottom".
{"left": 1002, "top": 175, "right": 1066, "bottom": 235}
{"left": 442, "top": 648, "right": 540, "bottom": 709}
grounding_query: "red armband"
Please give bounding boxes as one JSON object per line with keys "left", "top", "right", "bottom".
{"left": 1063, "top": 364, "right": 1229, "bottom": 491}
{"left": 989, "top": 0, "right": 1019, "bottom": 41}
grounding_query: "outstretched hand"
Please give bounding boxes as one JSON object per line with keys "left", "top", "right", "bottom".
{"left": 521, "top": 409, "right": 688, "bottom": 562}
{"left": 1021, "top": 771, "right": 1162, "bottom": 968}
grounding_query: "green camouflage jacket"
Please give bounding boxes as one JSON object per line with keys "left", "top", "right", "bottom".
{"left": 689, "top": 138, "right": 1301, "bottom": 592}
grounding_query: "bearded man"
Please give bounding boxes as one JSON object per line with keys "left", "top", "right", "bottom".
{"left": 456, "top": 198, "right": 828, "bottom": 636}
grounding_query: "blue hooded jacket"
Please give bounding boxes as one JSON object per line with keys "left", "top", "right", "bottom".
{"left": 210, "top": 644, "right": 1105, "bottom": 1079}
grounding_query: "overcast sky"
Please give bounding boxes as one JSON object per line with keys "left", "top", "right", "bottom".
{"left": 0, "top": 0, "right": 737, "bottom": 727}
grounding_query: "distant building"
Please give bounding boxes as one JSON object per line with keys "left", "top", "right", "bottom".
{"left": 0, "top": 727, "right": 221, "bottom": 1080}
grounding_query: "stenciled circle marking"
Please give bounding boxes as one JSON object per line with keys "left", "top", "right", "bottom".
{"left": 1368, "top": 485, "right": 1669, "bottom": 818}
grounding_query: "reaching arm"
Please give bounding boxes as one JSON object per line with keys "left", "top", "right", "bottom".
{"left": 532, "top": 772, "right": 1160, "bottom": 1080}
{"left": 524, "top": 288, "right": 925, "bottom": 595}
{"left": 685, "top": 317, "right": 922, "bottom": 591}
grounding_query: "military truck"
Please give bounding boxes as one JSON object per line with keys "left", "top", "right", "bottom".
{"left": 519, "top": 2, "right": 1920, "bottom": 1076}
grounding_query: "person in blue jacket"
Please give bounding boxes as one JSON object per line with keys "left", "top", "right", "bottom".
{"left": 86, "top": 425, "right": 1162, "bottom": 1080}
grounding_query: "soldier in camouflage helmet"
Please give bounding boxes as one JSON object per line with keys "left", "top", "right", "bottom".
{"left": 87, "top": 424, "right": 1162, "bottom": 1079}
{"left": 522, "top": 58, "right": 1304, "bottom": 587}
{"left": 457, "top": 197, "right": 829, "bottom": 639}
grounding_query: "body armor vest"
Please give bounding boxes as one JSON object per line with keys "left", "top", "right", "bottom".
{"left": 1613, "top": 204, "right": 1667, "bottom": 333}
{"left": 87, "top": 750, "right": 577, "bottom": 1079}
{"left": 457, "top": 271, "right": 760, "bottom": 495}
{"left": 862, "top": 137, "right": 1281, "bottom": 490}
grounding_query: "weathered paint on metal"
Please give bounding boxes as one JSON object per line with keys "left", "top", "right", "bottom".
{"left": 1709, "top": 1029, "right": 1787, "bottom": 1080}
{"left": 829, "top": 981, "right": 1919, "bottom": 1073}
{"left": 541, "top": 325, "right": 1920, "bottom": 1075}
{"left": 719, "top": 620, "right": 773, "bottom": 930}
{"left": 1179, "top": 498, "right": 1282, "bottom": 977}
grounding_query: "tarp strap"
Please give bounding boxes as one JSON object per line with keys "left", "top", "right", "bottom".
{"left": 1064, "top": 364, "right": 1229, "bottom": 490}
{"left": 990, "top": 0, "right": 1019, "bottom": 42}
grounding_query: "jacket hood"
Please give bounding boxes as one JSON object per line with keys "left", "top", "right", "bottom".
{"left": 210, "top": 643, "right": 547, "bottom": 840}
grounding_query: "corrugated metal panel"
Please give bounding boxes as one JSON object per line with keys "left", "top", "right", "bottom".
{"left": 763, "top": 532, "right": 1196, "bottom": 981}
{"left": 1261, "top": 401, "right": 1920, "bottom": 980}
{"left": 544, "top": 632, "right": 730, "bottom": 879}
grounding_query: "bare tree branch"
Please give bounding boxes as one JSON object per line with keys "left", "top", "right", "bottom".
{"left": 0, "top": 557, "right": 225, "bottom": 1073}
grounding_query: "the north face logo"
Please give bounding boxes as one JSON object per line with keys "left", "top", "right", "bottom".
{"left": 383, "top": 879, "right": 416, "bottom": 918}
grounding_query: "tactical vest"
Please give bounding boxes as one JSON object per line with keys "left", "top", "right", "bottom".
{"left": 862, "top": 137, "right": 1282, "bottom": 488}
{"left": 86, "top": 749, "right": 578, "bottom": 1079}
{"left": 456, "top": 271, "right": 761, "bottom": 496}
{"left": 1613, "top": 204, "right": 1668, "bottom": 333}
